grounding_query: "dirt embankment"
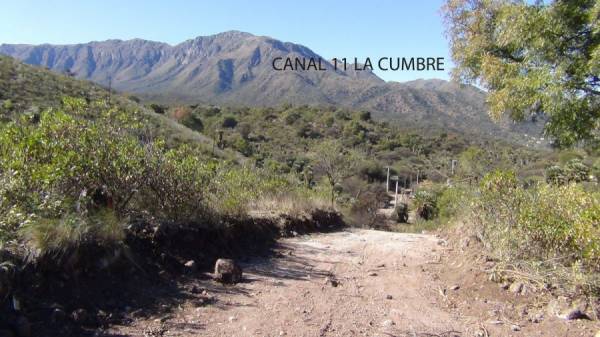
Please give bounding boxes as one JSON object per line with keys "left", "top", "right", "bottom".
{"left": 0, "top": 210, "right": 344, "bottom": 337}
{"left": 2, "top": 218, "right": 598, "bottom": 337}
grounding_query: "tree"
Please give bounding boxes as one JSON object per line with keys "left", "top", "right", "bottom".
{"left": 221, "top": 116, "right": 238, "bottom": 128}
{"left": 443, "top": 0, "right": 600, "bottom": 147}
{"left": 311, "top": 139, "right": 358, "bottom": 206}
{"left": 458, "top": 146, "right": 492, "bottom": 181}
{"left": 149, "top": 103, "right": 166, "bottom": 114}
{"left": 237, "top": 122, "right": 252, "bottom": 140}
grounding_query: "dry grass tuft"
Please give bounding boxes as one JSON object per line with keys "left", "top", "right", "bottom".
{"left": 248, "top": 193, "right": 332, "bottom": 219}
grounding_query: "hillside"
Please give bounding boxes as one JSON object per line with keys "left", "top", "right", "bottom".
{"left": 0, "top": 54, "right": 245, "bottom": 161}
{"left": 0, "top": 31, "right": 546, "bottom": 144}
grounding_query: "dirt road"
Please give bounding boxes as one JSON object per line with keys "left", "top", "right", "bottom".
{"left": 108, "top": 229, "right": 598, "bottom": 337}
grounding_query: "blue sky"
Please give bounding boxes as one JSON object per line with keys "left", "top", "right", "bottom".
{"left": 0, "top": 0, "right": 452, "bottom": 82}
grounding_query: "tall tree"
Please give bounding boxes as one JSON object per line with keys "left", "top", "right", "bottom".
{"left": 311, "top": 139, "right": 358, "bottom": 206}
{"left": 443, "top": 0, "right": 599, "bottom": 147}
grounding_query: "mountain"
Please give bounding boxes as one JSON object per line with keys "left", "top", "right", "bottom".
{"left": 0, "top": 31, "right": 546, "bottom": 144}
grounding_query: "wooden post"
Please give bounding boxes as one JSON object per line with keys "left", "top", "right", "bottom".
{"left": 386, "top": 167, "right": 390, "bottom": 193}
{"left": 416, "top": 170, "right": 420, "bottom": 185}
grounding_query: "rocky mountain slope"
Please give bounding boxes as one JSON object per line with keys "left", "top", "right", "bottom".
{"left": 0, "top": 31, "right": 546, "bottom": 143}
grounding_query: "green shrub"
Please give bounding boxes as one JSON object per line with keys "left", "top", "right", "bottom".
{"left": 518, "top": 184, "right": 599, "bottom": 265}
{"left": 546, "top": 159, "right": 591, "bottom": 184}
{"left": 221, "top": 116, "right": 238, "bottom": 128}
{"left": 413, "top": 189, "right": 440, "bottom": 220}
{"left": 393, "top": 203, "right": 409, "bottom": 223}
{"left": 475, "top": 170, "right": 600, "bottom": 270}
{"left": 358, "top": 161, "right": 385, "bottom": 183}
{"left": 0, "top": 99, "right": 306, "bottom": 254}
{"left": 149, "top": 103, "right": 166, "bottom": 114}
{"left": 437, "top": 185, "right": 472, "bottom": 220}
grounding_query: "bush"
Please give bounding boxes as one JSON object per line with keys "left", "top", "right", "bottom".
{"left": 358, "top": 161, "right": 386, "bottom": 183}
{"left": 437, "top": 185, "right": 472, "bottom": 220}
{"left": 221, "top": 116, "right": 238, "bottom": 128}
{"left": 0, "top": 99, "right": 308, "bottom": 256}
{"left": 413, "top": 189, "right": 440, "bottom": 220}
{"left": 348, "top": 185, "right": 387, "bottom": 228}
{"left": 475, "top": 170, "right": 600, "bottom": 271}
{"left": 546, "top": 159, "right": 591, "bottom": 184}
{"left": 393, "top": 203, "right": 409, "bottom": 223}
{"left": 149, "top": 103, "right": 166, "bottom": 114}
{"left": 0, "top": 103, "right": 146, "bottom": 254}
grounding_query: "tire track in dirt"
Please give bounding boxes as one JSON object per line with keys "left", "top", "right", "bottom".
{"left": 109, "top": 229, "right": 465, "bottom": 337}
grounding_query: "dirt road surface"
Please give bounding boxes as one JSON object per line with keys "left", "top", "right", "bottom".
{"left": 107, "top": 229, "right": 599, "bottom": 337}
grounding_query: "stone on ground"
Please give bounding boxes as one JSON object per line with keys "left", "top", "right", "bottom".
{"left": 214, "top": 258, "right": 242, "bottom": 284}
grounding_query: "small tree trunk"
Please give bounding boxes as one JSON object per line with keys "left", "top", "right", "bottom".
{"left": 330, "top": 185, "right": 335, "bottom": 207}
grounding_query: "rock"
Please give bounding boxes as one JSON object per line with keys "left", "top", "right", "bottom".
{"left": 510, "top": 324, "right": 521, "bottom": 331}
{"left": 97, "top": 309, "right": 110, "bottom": 320}
{"left": 529, "top": 311, "right": 544, "bottom": 323}
{"left": 228, "top": 316, "right": 237, "bottom": 323}
{"left": 450, "top": 284, "right": 460, "bottom": 291}
{"left": 324, "top": 277, "right": 339, "bottom": 287}
{"left": 368, "top": 272, "right": 378, "bottom": 277}
{"left": 460, "top": 237, "right": 471, "bottom": 249}
{"left": 560, "top": 308, "right": 590, "bottom": 320}
{"left": 595, "top": 330, "right": 600, "bottom": 337}
{"left": 509, "top": 281, "right": 524, "bottom": 294}
{"left": 51, "top": 308, "right": 67, "bottom": 323}
{"left": 547, "top": 297, "right": 569, "bottom": 316}
{"left": 15, "top": 316, "right": 31, "bottom": 337}
{"left": 71, "top": 308, "right": 89, "bottom": 325}
{"left": 386, "top": 294, "right": 393, "bottom": 300}
{"left": 184, "top": 260, "right": 196, "bottom": 271}
{"left": 11, "top": 296, "right": 22, "bottom": 311}
{"left": 381, "top": 319, "right": 395, "bottom": 327}
{"left": 437, "top": 239, "right": 448, "bottom": 246}
{"left": 474, "top": 329, "right": 487, "bottom": 337}
{"left": 549, "top": 297, "right": 591, "bottom": 320}
{"left": 214, "top": 258, "right": 242, "bottom": 284}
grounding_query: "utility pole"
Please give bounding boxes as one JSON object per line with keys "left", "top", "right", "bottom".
{"left": 386, "top": 167, "right": 390, "bottom": 193}
{"left": 451, "top": 159, "right": 457, "bottom": 176}
{"left": 395, "top": 179, "right": 399, "bottom": 207}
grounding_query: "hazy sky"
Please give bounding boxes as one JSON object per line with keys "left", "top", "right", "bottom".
{"left": 0, "top": 0, "right": 453, "bottom": 82}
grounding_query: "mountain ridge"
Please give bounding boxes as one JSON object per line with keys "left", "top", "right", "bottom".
{"left": 0, "top": 31, "right": 546, "bottom": 144}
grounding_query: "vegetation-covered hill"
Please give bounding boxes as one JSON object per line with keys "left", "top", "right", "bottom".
{"left": 0, "top": 54, "right": 244, "bottom": 161}
{"left": 0, "top": 31, "right": 546, "bottom": 145}
{"left": 165, "top": 103, "right": 552, "bottom": 186}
